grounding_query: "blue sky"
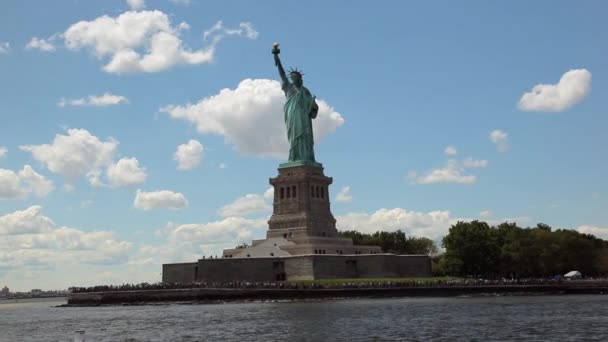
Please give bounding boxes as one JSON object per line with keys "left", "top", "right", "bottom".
{"left": 1, "top": 0, "right": 606, "bottom": 291}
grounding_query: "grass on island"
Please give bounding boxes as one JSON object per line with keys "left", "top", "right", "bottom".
{"left": 287, "top": 276, "right": 463, "bottom": 285}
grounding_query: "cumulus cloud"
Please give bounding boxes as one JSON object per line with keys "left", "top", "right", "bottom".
{"left": 57, "top": 93, "right": 129, "bottom": 107}
{"left": 63, "top": 9, "right": 257, "bottom": 73}
{"left": 107, "top": 157, "right": 147, "bottom": 187}
{"left": 161, "top": 79, "right": 345, "bottom": 158}
{"left": 335, "top": 186, "right": 353, "bottom": 203}
{"left": 263, "top": 187, "right": 274, "bottom": 200}
{"left": 126, "top": 0, "right": 145, "bottom": 10}
{"left": 16, "top": 227, "right": 131, "bottom": 256}
{"left": 219, "top": 194, "right": 271, "bottom": 217}
{"left": 479, "top": 210, "right": 493, "bottom": 219}
{"left": 146, "top": 187, "right": 274, "bottom": 261}
{"left": 0, "top": 165, "right": 54, "bottom": 199}
{"left": 0, "top": 147, "right": 7, "bottom": 159}
{"left": 163, "top": 217, "right": 267, "bottom": 260}
{"left": 0, "top": 206, "right": 132, "bottom": 267}
{"left": 444, "top": 146, "right": 457, "bottom": 156}
{"left": 409, "top": 159, "right": 476, "bottom": 185}
{"left": 169, "top": 0, "right": 191, "bottom": 5}
{"left": 518, "top": 69, "right": 592, "bottom": 112}
{"left": 577, "top": 225, "right": 608, "bottom": 240}
{"left": 0, "top": 206, "right": 54, "bottom": 235}
{"left": 26, "top": 37, "right": 57, "bottom": 52}
{"left": 20, "top": 128, "right": 117, "bottom": 182}
{"left": 0, "top": 42, "right": 9, "bottom": 54}
{"left": 174, "top": 139, "right": 203, "bottom": 170}
{"left": 134, "top": 190, "right": 188, "bottom": 210}
{"left": 462, "top": 157, "right": 488, "bottom": 168}
{"left": 137, "top": 215, "right": 268, "bottom": 265}
{"left": 490, "top": 129, "right": 509, "bottom": 152}
{"left": 336, "top": 208, "right": 453, "bottom": 240}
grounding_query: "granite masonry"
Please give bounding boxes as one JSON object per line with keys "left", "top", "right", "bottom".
{"left": 163, "top": 164, "right": 431, "bottom": 283}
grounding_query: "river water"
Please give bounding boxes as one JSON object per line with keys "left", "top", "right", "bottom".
{"left": 1, "top": 295, "right": 607, "bottom": 341}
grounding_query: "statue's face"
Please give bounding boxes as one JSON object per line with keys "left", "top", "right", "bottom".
{"left": 291, "top": 73, "right": 303, "bottom": 87}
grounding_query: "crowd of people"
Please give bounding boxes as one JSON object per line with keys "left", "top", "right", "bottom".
{"left": 69, "top": 278, "right": 578, "bottom": 293}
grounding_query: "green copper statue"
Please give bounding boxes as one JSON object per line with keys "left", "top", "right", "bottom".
{"left": 273, "top": 43, "right": 320, "bottom": 166}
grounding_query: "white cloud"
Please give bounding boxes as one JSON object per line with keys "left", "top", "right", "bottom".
{"left": 169, "top": 0, "right": 191, "bottom": 5}
{"left": 335, "top": 186, "right": 353, "bottom": 203}
{"left": 163, "top": 216, "right": 267, "bottom": 260}
{"left": 107, "top": 157, "right": 147, "bottom": 187}
{"left": 0, "top": 165, "right": 54, "bottom": 199}
{"left": 479, "top": 210, "right": 492, "bottom": 219}
{"left": 518, "top": 69, "right": 592, "bottom": 112}
{"left": 219, "top": 194, "right": 271, "bottom": 217}
{"left": 336, "top": 208, "right": 453, "bottom": 240}
{"left": 0, "top": 206, "right": 132, "bottom": 270}
{"left": 409, "top": 159, "right": 476, "bottom": 185}
{"left": 576, "top": 225, "right": 608, "bottom": 240}
{"left": 0, "top": 169, "right": 23, "bottom": 198}
{"left": 0, "top": 147, "right": 7, "bottom": 159}
{"left": 86, "top": 170, "right": 104, "bottom": 187}
{"left": 134, "top": 190, "right": 188, "bottom": 210}
{"left": 80, "top": 200, "right": 94, "bottom": 208}
{"left": 219, "top": 163, "right": 227, "bottom": 169}
{"left": 444, "top": 146, "right": 457, "bottom": 156}
{"left": 490, "top": 129, "right": 509, "bottom": 152}
{"left": 127, "top": 0, "right": 145, "bottom": 10}
{"left": 263, "top": 187, "right": 274, "bottom": 200}
{"left": 161, "top": 79, "right": 345, "bottom": 158}
{"left": 16, "top": 165, "right": 54, "bottom": 197}
{"left": 20, "top": 128, "right": 117, "bottom": 182}
{"left": 174, "top": 139, "right": 203, "bottom": 170}
{"left": 26, "top": 37, "right": 56, "bottom": 52}
{"left": 0, "top": 206, "right": 54, "bottom": 235}
{"left": 203, "top": 20, "right": 258, "bottom": 41}
{"left": 178, "top": 22, "right": 190, "bottom": 31}
{"left": 63, "top": 10, "right": 257, "bottom": 74}
{"left": 462, "top": 157, "right": 488, "bottom": 168}
{"left": 19, "top": 227, "right": 131, "bottom": 256}
{"left": 58, "top": 93, "right": 129, "bottom": 107}
{"left": 0, "top": 42, "right": 9, "bottom": 54}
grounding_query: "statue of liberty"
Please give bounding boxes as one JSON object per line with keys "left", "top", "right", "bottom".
{"left": 272, "top": 43, "right": 319, "bottom": 165}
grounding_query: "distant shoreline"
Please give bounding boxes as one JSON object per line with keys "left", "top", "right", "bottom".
{"left": 66, "top": 284, "right": 608, "bottom": 306}
{"left": 1, "top": 295, "right": 67, "bottom": 301}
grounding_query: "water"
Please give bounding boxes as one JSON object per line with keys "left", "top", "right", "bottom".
{"left": 1, "top": 295, "right": 607, "bottom": 341}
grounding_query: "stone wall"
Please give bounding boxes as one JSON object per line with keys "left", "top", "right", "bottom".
{"left": 162, "top": 262, "right": 197, "bottom": 283}
{"left": 162, "top": 255, "right": 432, "bottom": 283}
{"left": 284, "top": 256, "right": 314, "bottom": 280}
{"left": 197, "top": 258, "right": 283, "bottom": 282}
{"left": 310, "top": 255, "right": 431, "bottom": 279}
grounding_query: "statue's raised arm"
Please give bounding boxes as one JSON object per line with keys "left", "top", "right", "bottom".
{"left": 272, "top": 43, "right": 289, "bottom": 87}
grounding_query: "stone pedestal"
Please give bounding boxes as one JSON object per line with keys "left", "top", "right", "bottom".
{"left": 220, "top": 164, "right": 382, "bottom": 258}
{"left": 267, "top": 164, "right": 338, "bottom": 240}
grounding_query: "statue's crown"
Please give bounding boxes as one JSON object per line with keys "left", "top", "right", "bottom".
{"left": 288, "top": 67, "right": 304, "bottom": 77}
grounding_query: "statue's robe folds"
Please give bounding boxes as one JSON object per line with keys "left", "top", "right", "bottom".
{"left": 282, "top": 82, "right": 318, "bottom": 162}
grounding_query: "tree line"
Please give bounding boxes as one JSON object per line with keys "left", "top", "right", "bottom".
{"left": 338, "top": 230, "right": 438, "bottom": 256}
{"left": 340, "top": 222, "right": 608, "bottom": 278}
{"left": 436, "top": 221, "right": 608, "bottom": 278}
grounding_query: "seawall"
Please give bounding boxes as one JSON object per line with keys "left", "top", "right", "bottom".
{"left": 67, "top": 284, "right": 608, "bottom": 306}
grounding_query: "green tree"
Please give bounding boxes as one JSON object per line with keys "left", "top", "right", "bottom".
{"left": 441, "top": 221, "right": 500, "bottom": 277}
